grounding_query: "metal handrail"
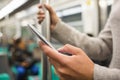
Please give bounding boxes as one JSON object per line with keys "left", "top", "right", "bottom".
{"left": 40, "top": 0, "right": 52, "bottom": 80}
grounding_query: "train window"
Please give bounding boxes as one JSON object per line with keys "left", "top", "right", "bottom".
{"left": 50, "top": 0, "right": 83, "bottom": 48}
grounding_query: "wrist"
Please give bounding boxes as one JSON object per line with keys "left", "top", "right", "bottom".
{"left": 50, "top": 19, "right": 61, "bottom": 31}
{"left": 89, "top": 63, "right": 94, "bottom": 80}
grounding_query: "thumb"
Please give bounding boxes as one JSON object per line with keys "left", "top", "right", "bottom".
{"left": 58, "top": 44, "right": 84, "bottom": 55}
{"left": 44, "top": 4, "right": 55, "bottom": 16}
{"left": 39, "top": 42, "right": 68, "bottom": 63}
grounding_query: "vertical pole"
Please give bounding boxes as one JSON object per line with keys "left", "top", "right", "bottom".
{"left": 39, "top": 0, "right": 52, "bottom": 80}
{"left": 99, "top": 0, "right": 108, "bottom": 31}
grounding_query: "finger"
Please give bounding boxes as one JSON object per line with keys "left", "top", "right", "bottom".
{"left": 49, "top": 58, "right": 60, "bottom": 68}
{"left": 38, "top": 18, "right": 44, "bottom": 24}
{"left": 39, "top": 42, "right": 67, "bottom": 63}
{"left": 37, "top": 12, "right": 45, "bottom": 15}
{"left": 49, "top": 58, "right": 62, "bottom": 77}
{"left": 37, "top": 15, "right": 45, "bottom": 19}
{"left": 39, "top": 41, "right": 44, "bottom": 47}
{"left": 58, "top": 44, "right": 84, "bottom": 55}
{"left": 58, "top": 47, "right": 73, "bottom": 56}
{"left": 49, "top": 58, "right": 67, "bottom": 79}
{"left": 38, "top": 4, "right": 42, "bottom": 8}
{"left": 37, "top": 10, "right": 45, "bottom": 15}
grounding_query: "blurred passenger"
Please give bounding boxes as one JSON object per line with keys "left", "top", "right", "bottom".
{"left": 38, "top": 0, "right": 120, "bottom": 80}
{"left": 27, "top": 38, "right": 37, "bottom": 53}
{"left": 12, "top": 38, "right": 38, "bottom": 80}
{"left": 8, "top": 42, "right": 14, "bottom": 66}
{"left": 27, "top": 38, "right": 41, "bottom": 62}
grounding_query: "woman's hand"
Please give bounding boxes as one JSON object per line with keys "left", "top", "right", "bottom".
{"left": 37, "top": 4, "right": 59, "bottom": 31}
{"left": 40, "top": 43, "right": 94, "bottom": 80}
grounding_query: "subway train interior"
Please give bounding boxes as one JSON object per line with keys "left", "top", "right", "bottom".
{"left": 0, "top": 0, "right": 113, "bottom": 80}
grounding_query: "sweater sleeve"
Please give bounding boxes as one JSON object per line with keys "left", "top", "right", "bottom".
{"left": 94, "top": 64, "right": 120, "bottom": 80}
{"left": 51, "top": 19, "right": 112, "bottom": 61}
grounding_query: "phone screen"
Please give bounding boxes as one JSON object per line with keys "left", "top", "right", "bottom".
{"left": 27, "top": 24, "right": 55, "bottom": 50}
{"left": 27, "top": 24, "right": 72, "bottom": 56}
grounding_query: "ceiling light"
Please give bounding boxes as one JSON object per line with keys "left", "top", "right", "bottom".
{"left": 0, "top": 0, "right": 28, "bottom": 19}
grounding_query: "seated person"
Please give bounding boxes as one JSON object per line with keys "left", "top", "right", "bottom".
{"left": 12, "top": 38, "right": 39, "bottom": 80}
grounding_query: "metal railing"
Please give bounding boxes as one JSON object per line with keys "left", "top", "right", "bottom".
{"left": 40, "top": 0, "right": 52, "bottom": 80}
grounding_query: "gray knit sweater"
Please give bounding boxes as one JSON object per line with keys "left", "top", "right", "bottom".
{"left": 51, "top": 0, "right": 120, "bottom": 79}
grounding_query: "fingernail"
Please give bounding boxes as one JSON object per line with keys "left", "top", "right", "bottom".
{"left": 38, "top": 4, "right": 42, "bottom": 8}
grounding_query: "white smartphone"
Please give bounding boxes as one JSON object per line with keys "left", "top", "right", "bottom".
{"left": 27, "top": 24, "right": 71, "bottom": 56}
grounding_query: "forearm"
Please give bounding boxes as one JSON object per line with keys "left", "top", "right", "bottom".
{"left": 51, "top": 21, "right": 112, "bottom": 61}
